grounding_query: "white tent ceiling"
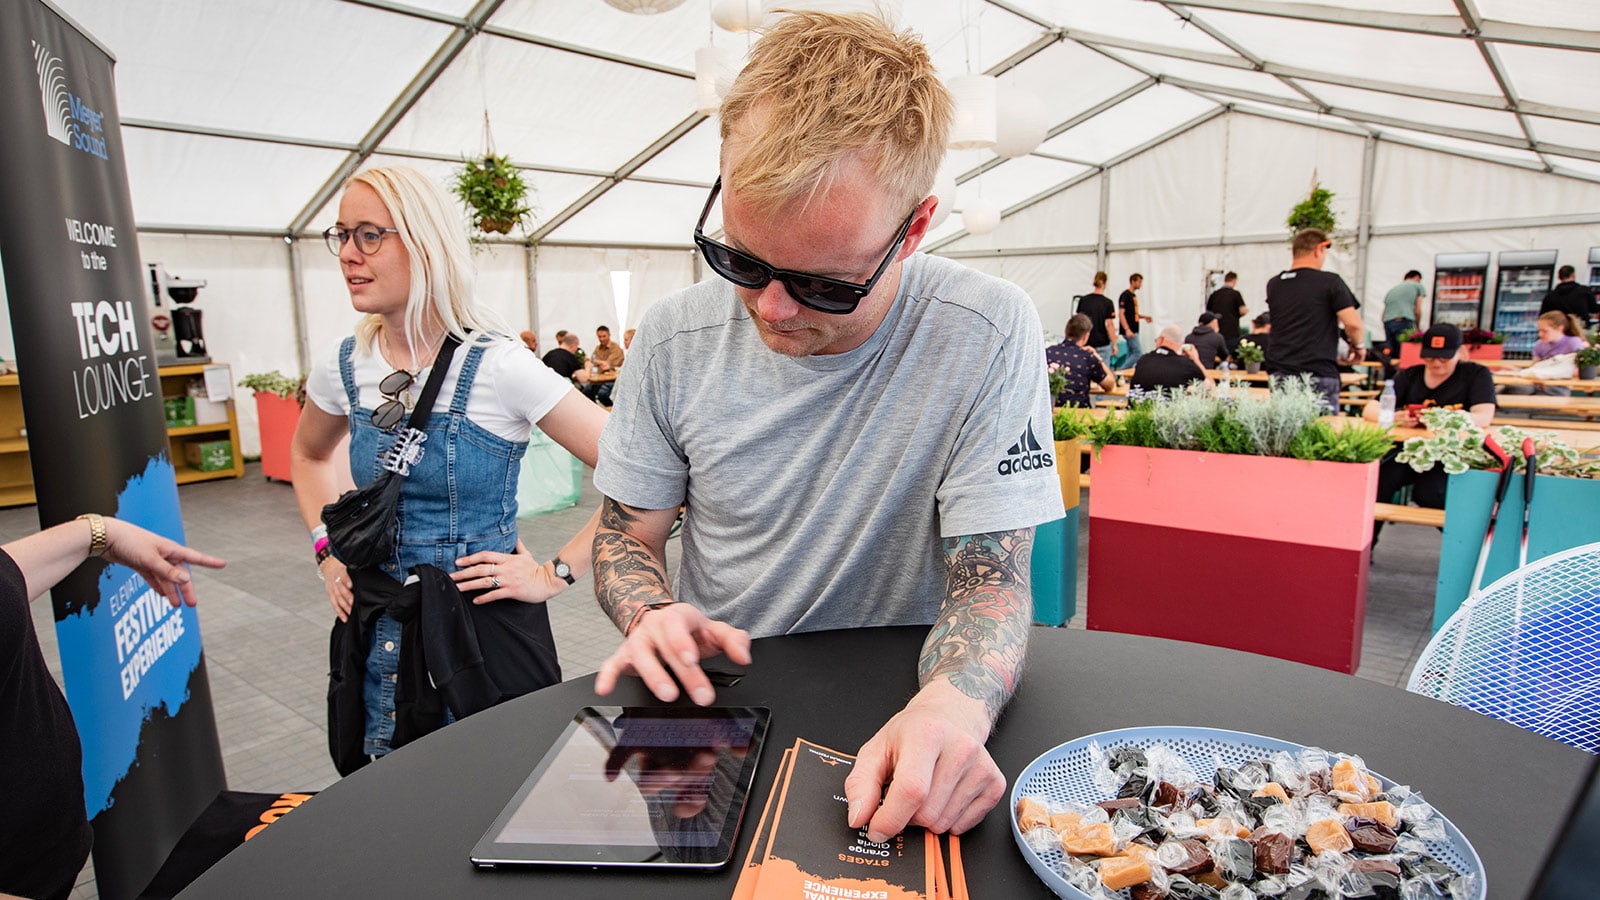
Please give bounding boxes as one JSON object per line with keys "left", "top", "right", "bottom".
{"left": 46, "top": 0, "right": 1600, "bottom": 250}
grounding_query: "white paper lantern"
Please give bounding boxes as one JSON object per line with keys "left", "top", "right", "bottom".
{"left": 760, "top": 0, "right": 901, "bottom": 25}
{"left": 695, "top": 46, "right": 741, "bottom": 114}
{"left": 994, "top": 88, "right": 1049, "bottom": 158}
{"left": 604, "top": 0, "right": 687, "bottom": 12}
{"left": 712, "top": 0, "right": 763, "bottom": 30}
{"left": 947, "top": 74, "right": 997, "bottom": 150}
{"left": 962, "top": 198, "right": 1001, "bottom": 235}
{"left": 929, "top": 169, "right": 958, "bottom": 229}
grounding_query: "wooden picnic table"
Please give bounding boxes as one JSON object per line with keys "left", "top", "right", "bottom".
{"left": 1491, "top": 393, "right": 1600, "bottom": 419}
{"left": 1491, "top": 372, "right": 1600, "bottom": 392}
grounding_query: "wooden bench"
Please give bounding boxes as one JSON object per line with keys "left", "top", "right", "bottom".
{"left": 1374, "top": 502, "right": 1445, "bottom": 527}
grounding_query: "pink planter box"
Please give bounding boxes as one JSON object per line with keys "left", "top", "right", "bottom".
{"left": 1398, "top": 342, "right": 1503, "bottom": 367}
{"left": 1087, "top": 445, "right": 1379, "bottom": 673}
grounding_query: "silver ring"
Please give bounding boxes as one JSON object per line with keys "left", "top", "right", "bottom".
{"left": 491, "top": 576, "right": 501, "bottom": 588}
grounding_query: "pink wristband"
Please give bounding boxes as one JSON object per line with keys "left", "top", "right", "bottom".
{"left": 313, "top": 537, "right": 330, "bottom": 554}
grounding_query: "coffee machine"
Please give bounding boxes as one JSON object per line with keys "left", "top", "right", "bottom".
{"left": 146, "top": 262, "right": 209, "bottom": 365}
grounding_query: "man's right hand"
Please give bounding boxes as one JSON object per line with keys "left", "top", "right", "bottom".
{"left": 594, "top": 602, "right": 752, "bottom": 706}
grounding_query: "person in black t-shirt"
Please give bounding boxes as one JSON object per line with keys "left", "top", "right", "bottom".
{"left": 1265, "top": 229, "right": 1366, "bottom": 412}
{"left": 540, "top": 331, "right": 590, "bottom": 385}
{"left": 1541, "top": 265, "right": 1596, "bottom": 328}
{"left": 1364, "top": 324, "right": 1497, "bottom": 540}
{"left": 1232, "top": 312, "right": 1271, "bottom": 365}
{"left": 1205, "top": 271, "right": 1247, "bottom": 349}
{"left": 1075, "top": 271, "right": 1118, "bottom": 371}
{"left": 1, "top": 516, "right": 223, "bottom": 900}
{"left": 1117, "top": 273, "right": 1150, "bottom": 367}
{"left": 1129, "top": 325, "right": 1210, "bottom": 397}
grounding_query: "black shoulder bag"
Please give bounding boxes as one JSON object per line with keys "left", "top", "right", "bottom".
{"left": 320, "top": 335, "right": 462, "bottom": 569}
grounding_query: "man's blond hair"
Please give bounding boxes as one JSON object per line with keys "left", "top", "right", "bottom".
{"left": 719, "top": 10, "right": 951, "bottom": 216}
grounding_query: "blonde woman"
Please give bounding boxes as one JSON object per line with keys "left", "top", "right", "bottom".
{"left": 290, "top": 165, "right": 604, "bottom": 768}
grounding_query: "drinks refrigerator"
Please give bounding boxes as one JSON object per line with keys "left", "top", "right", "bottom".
{"left": 1430, "top": 252, "right": 1490, "bottom": 329}
{"left": 1490, "top": 249, "right": 1557, "bottom": 357}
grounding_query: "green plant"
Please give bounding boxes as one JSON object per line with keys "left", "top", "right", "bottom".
{"left": 1576, "top": 344, "right": 1600, "bottom": 367}
{"left": 1287, "top": 184, "right": 1337, "bottom": 235}
{"left": 1399, "top": 328, "right": 1422, "bottom": 343}
{"left": 1234, "top": 339, "right": 1264, "bottom": 365}
{"left": 1047, "top": 363, "right": 1068, "bottom": 402}
{"left": 1052, "top": 408, "right": 1095, "bottom": 441}
{"left": 1288, "top": 420, "right": 1393, "bottom": 464}
{"left": 453, "top": 155, "right": 533, "bottom": 236}
{"left": 1396, "top": 408, "right": 1600, "bottom": 479}
{"left": 239, "top": 370, "right": 306, "bottom": 405}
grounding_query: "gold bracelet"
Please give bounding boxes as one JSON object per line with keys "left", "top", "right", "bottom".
{"left": 75, "top": 513, "right": 107, "bottom": 557}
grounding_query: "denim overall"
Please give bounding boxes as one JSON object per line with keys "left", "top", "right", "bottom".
{"left": 338, "top": 336, "right": 547, "bottom": 756}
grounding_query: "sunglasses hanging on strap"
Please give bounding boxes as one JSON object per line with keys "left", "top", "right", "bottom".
{"left": 321, "top": 334, "right": 463, "bottom": 570}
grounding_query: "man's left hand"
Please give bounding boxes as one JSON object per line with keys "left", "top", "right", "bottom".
{"left": 842, "top": 681, "right": 1004, "bottom": 843}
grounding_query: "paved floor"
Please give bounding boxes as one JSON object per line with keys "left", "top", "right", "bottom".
{"left": 23, "top": 464, "right": 1444, "bottom": 899}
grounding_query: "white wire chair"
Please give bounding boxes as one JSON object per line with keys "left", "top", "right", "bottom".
{"left": 1408, "top": 541, "right": 1600, "bottom": 754}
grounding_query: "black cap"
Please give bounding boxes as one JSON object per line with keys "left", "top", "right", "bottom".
{"left": 1197, "top": 311, "right": 1220, "bottom": 326}
{"left": 1420, "top": 323, "right": 1462, "bottom": 359}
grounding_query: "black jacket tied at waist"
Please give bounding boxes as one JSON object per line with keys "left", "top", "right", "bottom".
{"left": 327, "top": 565, "right": 561, "bottom": 777}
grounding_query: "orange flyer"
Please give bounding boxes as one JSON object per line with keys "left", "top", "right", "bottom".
{"left": 748, "top": 739, "right": 933, "bottom": 900}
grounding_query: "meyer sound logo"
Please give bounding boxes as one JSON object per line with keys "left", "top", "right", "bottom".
{"left": 996, "top": 418, "right": 1053, "bottom": 476}
{"left": 32, "top": 40, "right": 109, "bottom": 160}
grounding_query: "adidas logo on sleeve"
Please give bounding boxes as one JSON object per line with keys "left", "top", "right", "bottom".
{"left": 996, "top": 418, "right": 1054, "bottom": 476}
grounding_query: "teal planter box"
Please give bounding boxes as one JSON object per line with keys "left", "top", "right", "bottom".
{"left": 1435, "top": 470, "right": 1600, "bottom": 632}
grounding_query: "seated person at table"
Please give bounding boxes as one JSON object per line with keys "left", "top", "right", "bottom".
{"left": 2, "top": 516, "right": 222, "bottom": 900}
{"left": 1364, "top": 324, "right": 1496, "bottom": 536}
{"left": 1129, "top": 325, "right": 1210, "bottom": 397}
{"left": 1046, "top": 313, "right": 1115, "bottom": 408}
{"left": 588, "top": 10, "right": 1063, "bottom": 848}
{"left": 1187, "top": 312, "right": 1229, "bottom": 370}
{"left": 584, "top": 325, "right": 625, "bottom": 407}
{"left": 1232, "top": 311, "right": 1271, "bottom": 365}
{"left": 1498, "top": 311, "right": 1588, "bottom": 398}
{"left": 541, "top": 331, "right": 590, "bottom": 386}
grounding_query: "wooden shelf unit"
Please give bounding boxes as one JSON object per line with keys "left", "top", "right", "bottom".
{"left": 0, "top": 361, "right": 244, "bottom": 507}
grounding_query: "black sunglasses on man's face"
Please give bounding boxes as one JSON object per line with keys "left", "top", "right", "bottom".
{"left": 692, "top": 178, "right": 915, "bottom": 315}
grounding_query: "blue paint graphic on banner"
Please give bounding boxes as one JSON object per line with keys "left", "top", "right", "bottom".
{"left": 54, "top": 454, "right": 198, "bottom": 816}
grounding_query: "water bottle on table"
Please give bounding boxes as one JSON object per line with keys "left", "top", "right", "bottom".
{"left": 1377, "top": 379, "right": 1396, "bottom": 428}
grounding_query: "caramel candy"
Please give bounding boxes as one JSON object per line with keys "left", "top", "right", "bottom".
{"left": 1166, "top": 877, "right": 1224, "bottom": 900}
{"left": 1193, "top": 869, "right": 1230, "bottom": 890}
{"left": 1016, "top": 796, "right": 1050, "bottom": 831}
{"left": 1350, "top": 857, "right": 1402, "bottom": 878}
{"left": 1211, "top": 837, "right": 1254, "bottom": 882}
{"left": 1100, "top": 855, "right": 1154, "bottom": 890}
{"left": 1098, "top": 797, "right": 1143, "bottom": 813}
{"left": 1196, "top": 817, "right": 1251, "bottom": 839}
{"left": 1252, "top": 782, "right": 1289, "bottom": 803}
{"left": 1247, "top": 827, "right": 1294, "bottom": 875}
{"left": 1153, "top": 780, "right": 1184, "bottom": 809}
{"left": 1049, "top": 811, "right": 1083, "bottom": 834}
{"left": 1305, "top": 818, "right": 1355, "bottom": 854}
{"left": 1346, "top": 819, "right": 1399, "bottom": 854}
{"left": 1157, "top": 838, "right": 1214, "bottom": 876}
{"left": 1331, "top": 758, "right": 1380, "bottom": 801}
{"left": 1120, "top": 841, "right": 1158, "bottom": 862}
{"left": 1129, "top": 883, "right": 1166, "bottom": 900}
{"left": 1338, "top": 800, "right": 1399, "bottom": 829}
{"left": 1062, "top": 821, "right": 1117, "bottom": 856}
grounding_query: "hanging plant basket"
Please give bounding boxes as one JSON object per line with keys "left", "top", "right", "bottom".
{"left": 453, "top": 154, "right": 533, "bottom": 237}
{"left": 1286, "top": 183, "right": 1337, "bottom": 235}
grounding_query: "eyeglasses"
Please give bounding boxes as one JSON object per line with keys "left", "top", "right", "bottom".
{"left": 371, "top": 370, "right": 414, "bottom": 431}
{"left": 692, "top": 178, "right": 914, "bottom": 315}
{"left": 323, "top": 224, "right": 400, "bottom": 257}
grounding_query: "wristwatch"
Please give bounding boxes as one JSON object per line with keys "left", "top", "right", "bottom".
{"left": 551, "top": 556, "right": 575, "bottom": 584}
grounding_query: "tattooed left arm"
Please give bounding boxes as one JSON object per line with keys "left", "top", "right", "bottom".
{"left": 842, "top": 527, "right": 1034, "bottom": 844}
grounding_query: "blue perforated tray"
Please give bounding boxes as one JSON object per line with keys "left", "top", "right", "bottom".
{"left": 1009, "top": 726, "right": 1486, "bottom": 900}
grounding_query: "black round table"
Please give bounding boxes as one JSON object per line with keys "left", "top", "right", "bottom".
{"left": 178, "top": 626, "right": 1589, "bottom": 898}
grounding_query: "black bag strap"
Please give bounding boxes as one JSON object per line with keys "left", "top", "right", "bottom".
{"left": 397, "top": 333, "right": 462, "bottom": 433}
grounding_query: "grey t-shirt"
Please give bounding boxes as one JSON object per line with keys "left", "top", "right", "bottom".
{"left": 594, "top": 252, "right": 1064, "bottom": 639}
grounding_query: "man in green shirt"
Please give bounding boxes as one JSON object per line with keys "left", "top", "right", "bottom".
{"left": 1381, "top": 269, "right": 1426, "bottom": 370}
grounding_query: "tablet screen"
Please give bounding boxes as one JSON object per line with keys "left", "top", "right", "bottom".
{"left": 471, "top": 706, "right": 770, "bottom": 869}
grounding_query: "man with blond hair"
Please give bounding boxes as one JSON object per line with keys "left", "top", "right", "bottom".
{"left": 589, "top": 10, "right": 1062, "bottom": 845}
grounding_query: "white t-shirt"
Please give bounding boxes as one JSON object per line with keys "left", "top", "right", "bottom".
{"left": 304, "top": 333, "right": 573, "bottom": 443}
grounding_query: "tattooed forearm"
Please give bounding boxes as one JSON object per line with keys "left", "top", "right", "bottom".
{"left": 919, "top": 528, "right": 1034, "bottom": 723}
{"left": 594, "top": 497, "right": 673, "bottom": 634}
